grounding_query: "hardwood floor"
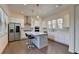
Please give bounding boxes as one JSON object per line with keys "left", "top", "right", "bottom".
{"left": 3, "top": 39, "right": 72, "bottom": 54}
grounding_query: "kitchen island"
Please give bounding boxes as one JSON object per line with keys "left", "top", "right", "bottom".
{"left": 25, "top": 32, "right": 48, "bottom": 49}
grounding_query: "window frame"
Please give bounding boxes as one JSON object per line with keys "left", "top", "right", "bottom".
{"left": 52, "top": 19, "right": 57, "bottom": 29}
{"left": 57, "top": 18, "right": 64, "bottom": 29}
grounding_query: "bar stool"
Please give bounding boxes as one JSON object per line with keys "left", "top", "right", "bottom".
{"left": 25, "top": 33, "right": 29, "bottom": 44}
{"left": 25, "top": 33, "right": 35, "bottom": 48}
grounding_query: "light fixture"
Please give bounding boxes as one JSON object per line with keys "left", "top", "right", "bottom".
{"left": 37, "top": 16, "right": 39, "bottom": 19}
{"left": 56, "top": 5, "right": 59, "bottom": 7}
{"left": 56, "top": 4, "right": 62, "bottom": 7}
{"left": 36, "top": 4, "right": 39, "bottom": 7}
{"left": 24, "top": 4, "right": 27, "bottom": 6}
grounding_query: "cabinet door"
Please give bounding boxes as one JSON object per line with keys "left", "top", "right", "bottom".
{"left": 55, "top": 31, "right": 65, "bottom": 44}
{"left": 59, "top": 33, "right": 65, "bottom": 44}
{"left": 40, "top": 35, "right": 48, "bottom": 48}
{"left": 33, "top": 36, "right": 40, "bottom": 48}
{"left": 21, "top": 30, "right": 26, "bottom": 39}
{"left": 64, "top": 32, "right": 70, "bottom": 45}
{"left": 48, "top": 32, "right": 55, "bottom": 40}
{"left": 64, "top": 14, "right": 70, "bottom": 27}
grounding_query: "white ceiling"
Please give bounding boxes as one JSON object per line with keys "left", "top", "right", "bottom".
{"left": 7, "top": 4, "right": 70, "bottom": 16}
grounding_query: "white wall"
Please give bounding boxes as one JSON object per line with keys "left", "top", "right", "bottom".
{"left": 0, "top": 5, "right": 9, "bottom": 53}
{"left": 0, "top": 34, "right": 8, "bottom": 53}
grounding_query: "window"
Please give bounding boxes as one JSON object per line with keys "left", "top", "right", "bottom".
{"left": 52, "top": 20, "right": 57, "bottom": 29}
{"left": 57, "top": 18, "right": 63, "bottom": 29}
{"left": 48, "top": 21, "right": 52, "bottom": 29}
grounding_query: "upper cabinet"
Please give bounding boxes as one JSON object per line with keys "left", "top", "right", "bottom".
{"left": 63, "top": 14, "right": 70, "bottom": 28}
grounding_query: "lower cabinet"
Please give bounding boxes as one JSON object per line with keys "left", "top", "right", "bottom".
{"left": 21, "top": 30, "right": 27, "bottom": 39}
{"left": 55, "top": 31, "right": 65, "bottom": 44}
{"left": 32, "top": 35, "right": 48, "bottom": 49}
{"left": 48, "top": 32, "right": 69, "bottom": 46}
{"left": 64, "top": 31, "right": 70, "bottom": 45}
{"left": 32, "top": 36, "right": 40, "bottom": 48}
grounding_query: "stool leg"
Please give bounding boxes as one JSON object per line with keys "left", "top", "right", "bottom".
{"left": 28, "top": 39, "right": 31, "bottom": 48}
{"left": 27, "top": 39, "right": 34, "bottom": 48}
{"left": 30, "top": 39, "right": 33, "bottom": 48}
{"left": 28, "top": 39, "right": 30, "bottom": 48}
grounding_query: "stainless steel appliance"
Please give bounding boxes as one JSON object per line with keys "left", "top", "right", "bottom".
{"left": 8, "top": 23, "right": 21, "bottom": 41}
{"left": 35, "top": 26, "right": 39, "bottom": 32}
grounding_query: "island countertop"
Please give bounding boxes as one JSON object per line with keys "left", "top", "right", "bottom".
{"left": 25, "top": 32, "right": 48, "bottom": 36}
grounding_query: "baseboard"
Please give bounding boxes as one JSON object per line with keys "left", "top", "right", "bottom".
{"left": 48, "top": 37, "right": 69, "bottom": 47}
{"left": 54, "top": 40, "right": 69, "bottom": 47}
{"left": 48, "top": 38, "right": 54, "bottom": 41}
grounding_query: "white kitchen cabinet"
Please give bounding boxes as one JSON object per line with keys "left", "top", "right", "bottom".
{"left": 33, "top": 36, "right": 40, "bottom": 48}
{"left": 63, "top": 14, "right": 70, "bottom": 28}
{"left": 40, "top": 35, "right": 48, "bottom": 48}
{"left": 48, "top": 32, "right": 55, "bottom": 40}
{"left": 64, "top": 31, "right": 70, "bottom": 45}
{"left": 21, "top": 32, "right": 26, "bottom": 39}
{"left": 48, "top": 31, "right": 69, "bottom": 46}
{"left": 32, "top": 34, "right": 48, "bottom": 49}
{"left": 54, "top": 31, "right": 65, "bottom": 44}
{"left": 21, "top": 29, "right": 26, "bottom": 39}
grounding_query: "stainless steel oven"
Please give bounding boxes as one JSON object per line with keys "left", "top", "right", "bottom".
{"left": 35, "top": 26, "right": 39, "bottom": 32}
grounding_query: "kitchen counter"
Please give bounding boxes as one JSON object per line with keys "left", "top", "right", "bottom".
{"left": 25, "top": 32, "right": 48, "bottom": 36}
{"left": 25, "top": 32, "right": 48, "bottom": 49}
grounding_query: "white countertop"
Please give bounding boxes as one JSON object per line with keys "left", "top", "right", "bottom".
{"left": 25, "top": 32, "right": 47, "bottom": 36}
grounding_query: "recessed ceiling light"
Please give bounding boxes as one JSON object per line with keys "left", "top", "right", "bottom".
{"left": 24, "top": 4, "right": 27, "bottom": 6}
{"left": 37, "top": 16, "right": 39, "bottom": 19}
{"left": 56, "top": 5, "right": 59, "bottom": 7}
{"left": 56, "top": 4, "right": 62, "bottom": 7}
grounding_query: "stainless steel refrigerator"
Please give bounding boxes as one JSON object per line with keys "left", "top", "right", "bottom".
{"left": 8, "top": 23, "right": 21, "bottom": 41}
